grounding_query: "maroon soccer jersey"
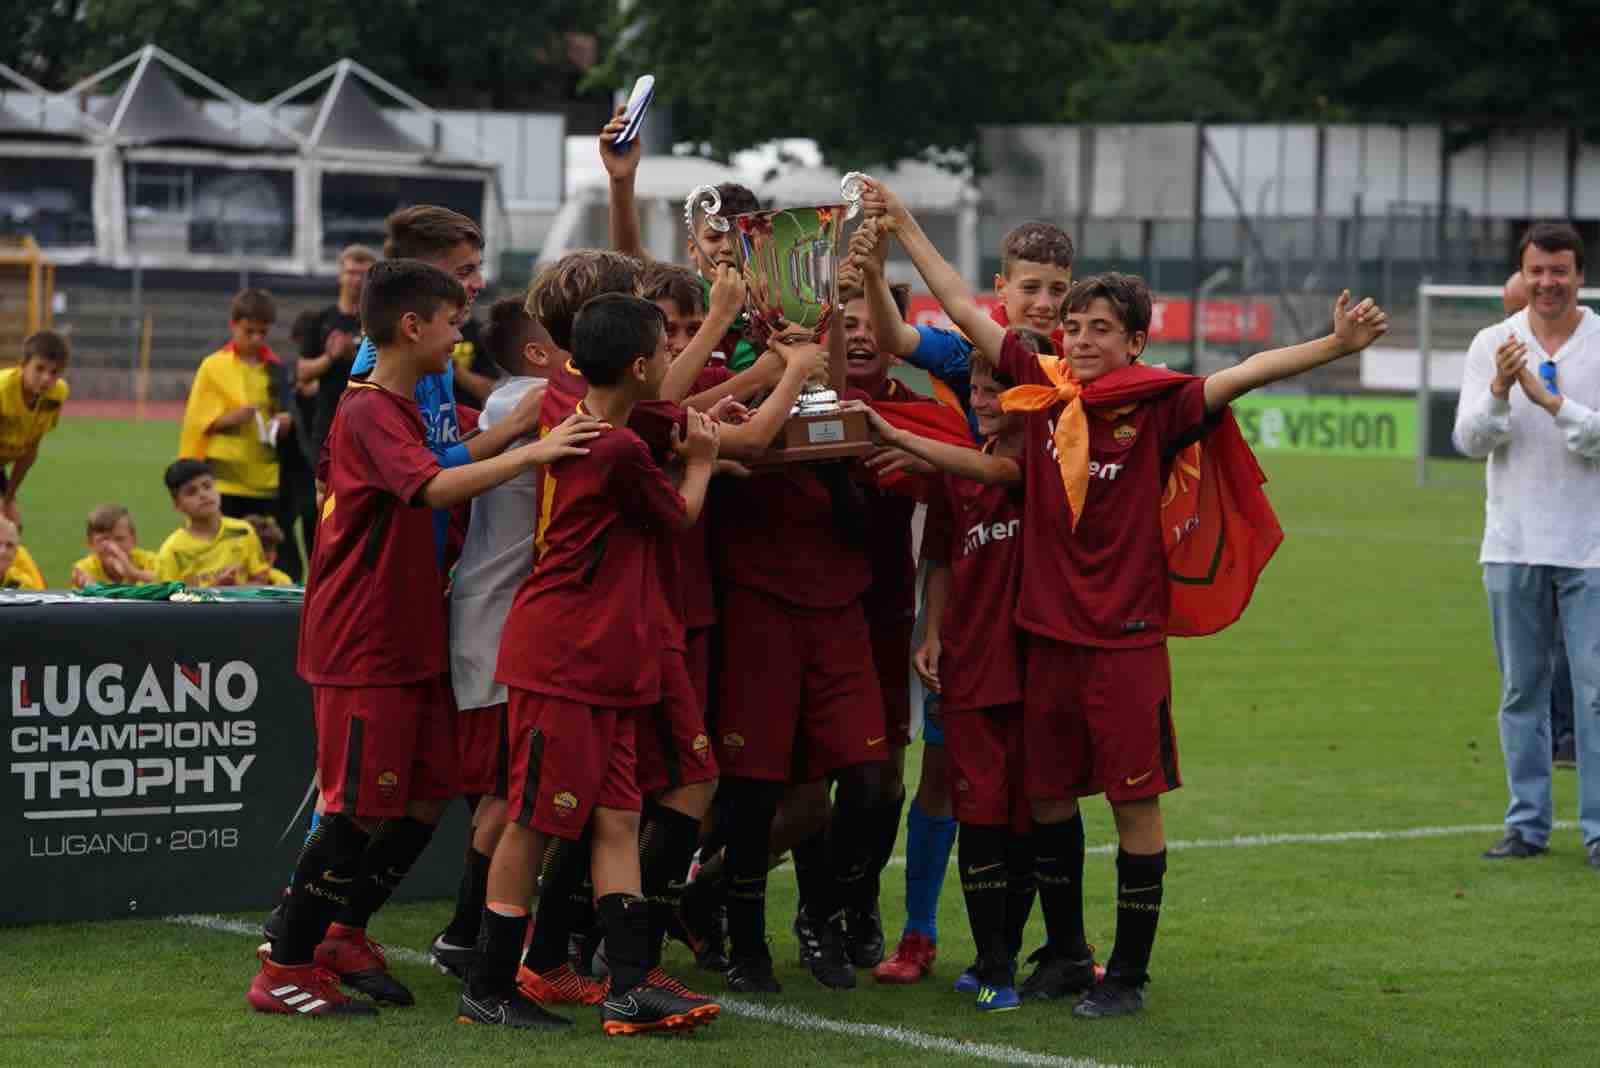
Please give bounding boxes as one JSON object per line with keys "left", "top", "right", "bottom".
{"left": 923, "top": 462, "right": 1026, "bottom": 712}
{"left": 713, "top": 465, "right": 872, "bottom": 609}
{"left": 997, "top": 331, "right": 1213, "bottom": 647}
{"left": 298, "top": 382, "right": 445, "bottom": 686}
{"left": 858, "top": 377, "right": 932, "bottom": 624}
{"left": 680, "top": 364, "right": 735, "bottom": 630}
{"left": 496, "top": 421, "right": 687, "bottom": 706}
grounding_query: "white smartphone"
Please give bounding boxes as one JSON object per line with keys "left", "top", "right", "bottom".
{"left": 611, "top": 74, "right": 655, "bottom": 151}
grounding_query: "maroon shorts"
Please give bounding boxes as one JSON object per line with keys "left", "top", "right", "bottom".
{"left": 686, "top": 626, "right": 714, "bottom": 716}
{"left": 637, "top": 648, "right": 719, "bottom": 796}
{"left": 504, "top": 688, "right": 641, "bottom": 840}
{"left": 456, "top": 702, "right": 509, "bottom": 799}
{"left": 870, "top": 616, "right": 914, "bottom": 749}
{"left": 1023, "top": 638, "right": 1179, "bottom": 803}
{"left": 314, "top": 678, "right": 458, "bottom": 820}
{"left": 945, "top": 702, "right": 1031, "bottom": 834}
{"left": 717, "top": 585, "right": 887, "bottom": 782}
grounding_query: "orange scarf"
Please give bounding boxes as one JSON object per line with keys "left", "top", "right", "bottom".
{"left": 997, "top": 355, "right": 1089, "bottom": 527}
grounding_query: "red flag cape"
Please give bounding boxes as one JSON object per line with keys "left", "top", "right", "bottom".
{"left": 1083, "top": 364, "right": 1283, "bottom": 636}
{"left": 863, "top": 397, "right": 976, "bottom": 499}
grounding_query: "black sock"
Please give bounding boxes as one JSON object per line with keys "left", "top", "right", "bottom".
{"left": 1033, "top": 813, "right": 1090, "bottom": 960}
{"left": 271, "top": 813, "right": 370, "bottom": 965}
{"left": 469, "top": 907, "right": 529, "bottom": 999}
{"left": 957, "top": 822, "right": 1010, "bottom": 980}
{"left": 334, "top": 816, "right": 436, "bottom": 929}
{"left": 1106, "top": 849, "right": 1166, "bottom": 986}
{"left": 525, "top": 832, "right": 591, "bottom": 973}
{"left": 1004, "top": 832, "right": 1036, "bottom": 961}
{"left": 828, "top": 767, "right": 882, "bottom": 919}
{"left": 791, "top": 827, "right": 830, "bottom": 922}
{"left": 865, "top": 788, "right": 906, "bottom": 908}
{"left": 597, "top": 893, "right": 651, "bottom": 994}
{"left": 443, "top": 846, "right": 492, "bottom": 947}
{"left": 639, "top": 802, "right": 702, "bottom": 967}
{"left": 723, "top": 777, "right": 782, "bottom": 961}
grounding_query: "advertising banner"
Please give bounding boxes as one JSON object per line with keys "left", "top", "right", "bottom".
{"left": 2, "top": 601, "right": 466, "bottom": 925}
{"left": 1230, "top": 393, "right": 1417, "bottom": 458}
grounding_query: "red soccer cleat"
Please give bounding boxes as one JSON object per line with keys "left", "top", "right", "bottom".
{"left": 518, "top": 962, "right": 609, "bottom": 1006}
{"left": 247, "top": 957, "right": 377, "bottom": 1017}
{"left": 872, "top": 930, "right": 937, "bottom": 984}
{"left": 314, "top": 923, "right": 415, "bottom": 1006}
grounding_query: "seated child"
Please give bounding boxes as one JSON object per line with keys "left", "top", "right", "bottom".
{"left": 243, "top": 514, "right": 296, "bottom": 586}
{"left": 71, "top": 504, "right": 159, "bottom": 587}
{"left": 155, "top": 459, "right": 272, "bottom": 587}
{"left": 0, "top": 516, "right": 43, "bottom": 589}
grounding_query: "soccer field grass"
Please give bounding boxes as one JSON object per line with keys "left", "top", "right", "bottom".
{"left": 8, "top": 429, "right": 1598, "bottom": 1066}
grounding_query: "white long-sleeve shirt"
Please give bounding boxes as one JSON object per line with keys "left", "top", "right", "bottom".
{"left": 450, "top": 376, "right": 544, "bottom": 711}
{"left": 1453, "top": 307, "right": 1600, "bottom": 567}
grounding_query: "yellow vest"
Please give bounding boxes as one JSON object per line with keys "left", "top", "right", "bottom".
{"left": 178, "top": 347, "right": 279, "bottom": 498}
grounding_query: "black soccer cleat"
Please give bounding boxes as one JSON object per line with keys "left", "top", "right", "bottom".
{"left": 793, "top": 910, "right": 823, "bottom": 969}
{"left": 802, "top": 915, "right": 856, "bottom": 990}
{"left": 844, "top": 905, "right": 885, "bottom": 969}
{"left": 602, "top": 980, "right": 720, "bottom": 1035}
{"left": 679, "top": 883, "right": 731, "bottom": 972}
{"left": 314, "top": 925, "right": 415, "bottom": 1006}
{"left": 429, "top": 929, "right": 474, "bottom": 980}
{"left": 1482, "top": 832, "right": 1547, "bottom": 859}
{"left": 725, "top": 953, "right": 782, "bottom": 994}
{"left": 1073, "top": 977, "right": 1146, "bottom": 1018}
{"left": 455, "top": 989, "right": 573, "bottom": 1030}
{"left": 1019, "top": 945, "right": 1098, "bottom": 1002}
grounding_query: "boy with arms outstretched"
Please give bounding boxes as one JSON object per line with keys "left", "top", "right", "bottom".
{"left": 465, "top": 294, "right": 722, "bottom": 1034}
{"left": 864, "top": 178, "right": 1387, "bottom": 1017}
{"left": 246, "top": 261, "right": 601, "bottom": 1018}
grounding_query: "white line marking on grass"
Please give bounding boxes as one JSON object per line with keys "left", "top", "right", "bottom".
{"left": 167, "top": 914, "right": 1127, "bottom": 1068}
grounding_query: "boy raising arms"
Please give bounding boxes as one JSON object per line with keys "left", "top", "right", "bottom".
{"left": 0, "top": 330, "right": 70, "bottom": 526}
{"left": 247, "top": 261, "right": 601, "bottom": 1018}
{"left": 466, "top": 294, "right": 722, "bottom": 1034}
{"left": 865, "top": 178, "right": 1387, "bottom": 1017}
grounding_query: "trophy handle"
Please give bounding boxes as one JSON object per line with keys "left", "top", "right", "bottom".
{"left": 841, "top": 171, "right": 872, "bottom": 220}
{"left": 684, "top": 184, "right": 729, "bottom": 241}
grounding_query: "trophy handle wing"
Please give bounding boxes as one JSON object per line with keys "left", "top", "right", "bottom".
{"left": 840, "top": 171, "right": 872, "bottom": 220}
{"left": 684, "top": 184, "right": 729, "bottom": 240}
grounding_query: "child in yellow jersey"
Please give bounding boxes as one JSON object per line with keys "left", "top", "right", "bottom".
{"left": 0, "top": 516, "right": 43, "bottom": 589}
{"left": 70, "top": 503, "right": 160, "bottom": 587}
{"left": 177, "top": 289, "right": 291, "bottom": 518}
{"left": 0, "top": 331, "right": 70, "bottom": 528}
{"left": 156, "top": 459, "right": 272, "bottom": 586}
{"left": 243, "top": 513, "right": 296, "bottom": 586}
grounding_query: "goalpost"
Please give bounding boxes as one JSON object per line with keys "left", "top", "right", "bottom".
{"left": 1415, "top": 281, "right": 1600, "bottom": 487}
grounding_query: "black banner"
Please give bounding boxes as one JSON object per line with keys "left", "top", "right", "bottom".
{"left": 2, "top": 601, "right": 466, "bottom": 925}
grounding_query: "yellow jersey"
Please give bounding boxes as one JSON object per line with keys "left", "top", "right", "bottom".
{"left": 71, "top": 547, "right": 161, "bottom": 587}
{"left": 0, "top": 367, "right": 68, "bottom": 464}
{"left": 266, "top": 566, "right": 294, "bottom": 587}
{"left": 178, "top": 347, "right": 279, "bottom": 499}
{"left": 155, "top": 517, "right": 270, "bottom": 587}
{"left": 3, "top": 543, "right": 45, "bottom": 589}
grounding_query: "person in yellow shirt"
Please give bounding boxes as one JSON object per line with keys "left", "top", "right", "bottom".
{"left": 0, "top": 330, "right": 70, "bottom": 528}
{"left": 156, "top": 459, "right": 272, "bottom": 587}
{"left": 70, "top": 503, "right": 160, "bottom": 587}
{"left": 242, "top": 513, "right": 296, "bottom": 586}
{"left": 178, "top": 289, "right": 291, "bottom": 518}
{"left": 0, "top": 516, "right": 44, "bottom": 589}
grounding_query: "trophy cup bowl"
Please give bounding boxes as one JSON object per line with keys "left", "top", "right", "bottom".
{"left": 689, "top": 174, "right": 875, "bottom": 465}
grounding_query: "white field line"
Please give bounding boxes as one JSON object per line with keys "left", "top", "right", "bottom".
{"left": 880, "top": 820, "right": 1574, "bottom": 867}
{"left": 166, "top": 913, "right": 1126, "bottom": 1068}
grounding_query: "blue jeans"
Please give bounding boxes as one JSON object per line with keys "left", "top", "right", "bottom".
{"left": 1484, "top": 564, "right": 1600, "bottom": 847}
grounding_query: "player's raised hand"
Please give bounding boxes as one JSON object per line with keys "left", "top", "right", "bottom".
{"left": 860, "top": 178, "right": 909, "bottom": 226}
{"left": 1331, "top": 290, "right": 1389, "bottom": 355}
{"left": 598, "top": 104, "right": 642, "bottom": 180}
{"left": 525, "top": 410, "right": 607, "bottom": 465}
{"left": 848, "top": 219, "right": 891, "bottom": 278}
{"left": 709, "top": 264, "right": 746, "bottom": 323}
{"left": 913, "top": 634, "right": 942, "bottom": 693}
{"left": 675, "top": 408, "right": 721, "bottom": 463}
{"left": 770, "top": 335, "right": 828, "bottom": 382}
{"left": 1491, "top": 335, "right": 1530, "bottom": 399}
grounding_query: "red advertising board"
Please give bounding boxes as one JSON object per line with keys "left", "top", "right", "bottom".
{"left": 904, "top": 294, "right": 1273, "bottom": 344}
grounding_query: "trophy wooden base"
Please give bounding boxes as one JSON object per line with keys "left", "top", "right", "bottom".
{"left": 747, "top": 407, "right": 874, "bottom": 466}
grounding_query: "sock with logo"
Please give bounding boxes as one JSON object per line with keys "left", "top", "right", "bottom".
{"left": 828, "top": 767, "right": 883, "bottom": 918}
{"left": 639, "top": 802, "right": 702, "bottom": 967}
{"left": 596, "top": 893, "right": 651, "bottom": 996}
{"left": 1105, "top": 848, "right": 1166, "bottom": 986}
{"left": 791, "top": 826, "right": 830, "bottom": 922}
{"left": 271, "top": 812, "right": 369, "bottom": 966}
{"left": 523, "top": 831, "right": 591, "bottom": 973}
{"left": 1033, "top": 812, "right": 1090, "bottom": 960}
{"left": 723, "top": 777, "right": 782, "bottom": 961}
{"left": 468, "top": 902, "right": 529, "bottom": 999}
{"left": 904, "top": 800, "right": 958, "bottom": 940}
{"left": 1004, "top": 831, "right": 1037, "bottom": 960}
{"left": 443, "top": 845, "right": 492, "bottom": 948}
{"left": 957, "top": 822, "right": 1009, "bottom": 977}
{"left": 334, "top": 816, "right": 436, "bottom": 930}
